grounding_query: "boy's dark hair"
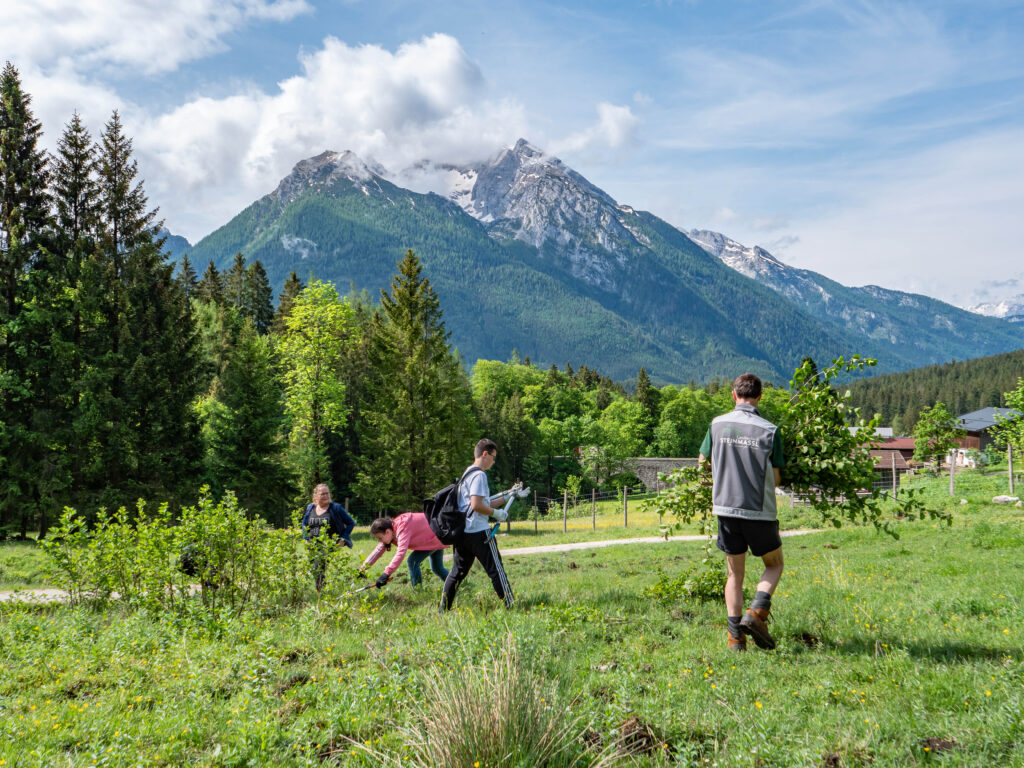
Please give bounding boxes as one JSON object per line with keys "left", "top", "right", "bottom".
{"left": 475, "top": 438, "right": 498, "bottom": 458}
{"left": 369, "top": 517, "right": 394, "bottom": 536}
{"left": 733, "top": 373, "right": 762, "bottom": 400}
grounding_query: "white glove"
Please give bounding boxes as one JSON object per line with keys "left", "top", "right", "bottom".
{"left": 492, "top": 507, "right": 508, "bottom": 523}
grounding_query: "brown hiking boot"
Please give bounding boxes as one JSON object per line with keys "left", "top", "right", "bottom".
{"left": 728, "top": 631, "right": 747, "bottom": 652}
{"left": 740, "top": 608, "right": 776, "bottom": 650}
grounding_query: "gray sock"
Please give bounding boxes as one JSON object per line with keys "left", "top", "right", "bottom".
{"left": 728, "top": 616, "right": 742, "bottom": 638}
{"left": 751, "top": 591, "right": 772, "bottom": 612}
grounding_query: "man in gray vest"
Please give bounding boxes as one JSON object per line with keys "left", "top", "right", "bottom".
{"left": 699, "top": 373, "right": 785, "bottom": 651}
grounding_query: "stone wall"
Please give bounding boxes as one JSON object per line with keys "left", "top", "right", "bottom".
{"left": 630, "top": 458, "right": 699, "bottom": 491}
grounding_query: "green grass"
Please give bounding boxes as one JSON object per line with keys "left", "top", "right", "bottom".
{"left": 0, "top": 540, "right": 48, "bottom": 591}
{"left": 1, "top": 469, "right": 1022, "bottom": 766}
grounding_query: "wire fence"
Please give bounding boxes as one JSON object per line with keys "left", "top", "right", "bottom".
{"left": 340, "top": 483, "right": 667, "bottom": 532}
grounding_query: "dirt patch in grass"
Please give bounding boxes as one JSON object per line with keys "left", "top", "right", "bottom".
{"left": 275, "top": 672, "right": 311, "bottom": 695}
{"left": 60, "top": 678, "right": 108, "bottom": 699}
{"left": 919, "top": 737, "right": 957, "bottom": 754}
{"left": 797, "top": 631, "right": 820, "bottom": 648}
{"left": 615, "top": 715, "right": 673, "bottom": 757}
{"left": 821, "top": 746, "right": 873, "bottom": 766}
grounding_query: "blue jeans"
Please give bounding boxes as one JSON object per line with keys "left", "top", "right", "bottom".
{"left": 407, "top": 550, "right": 449, "bottom": 587}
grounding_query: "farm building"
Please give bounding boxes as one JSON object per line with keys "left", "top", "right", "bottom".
{"left": 956, "top": 407, "right": 1021, "bottom": 451}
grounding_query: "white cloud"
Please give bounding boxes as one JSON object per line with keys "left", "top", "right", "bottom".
{"left": 129, "top": 34, "right": 529, "bottom": 239}
{"left": 783, "top": 129, "right": 1024, "bottom": 306}
{"left": 550, "top": 102, "right": 640, "bottom": 156}
{"left": 655, "top": 3, "right": 959, "bottom": 150}
{"left": 0, "top": 0, "right": 311, "bottom": 76}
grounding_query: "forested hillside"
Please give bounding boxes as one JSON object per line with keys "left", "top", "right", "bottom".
{"left": 189, "top": 150, "right": 859, "bottom": 384}
{"left": 847, "top": 348, "right": 1024, "bottom": 432}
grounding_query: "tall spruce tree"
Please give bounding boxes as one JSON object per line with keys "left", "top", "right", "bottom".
{"left": 271, "top": 269, "right": 304, "bottom": 334}
{"left": 225, "top": 252, "right": 246, "bottom": 308}
{"left": 196, "top": 260, "right": 224, "bottom": 304}
{"left": 636, "top": 366, "right": 659, "bottom": 451}
{"left": 80, "top": 111, "right": 201, "bottom": 505}
{"left": 178, "top": 253, "right": 198, "bottom": 298}
{"left": 242, "top": 259, "right": 274, "bottom": 333}
{"left": 0, "top": 63, "right": 51, "bottom": 536}
{"left": 355, "top": 250, "right": 477, "bottom": 511}
{"left": 205, "top": 321, "right": 293, "bottom": 521}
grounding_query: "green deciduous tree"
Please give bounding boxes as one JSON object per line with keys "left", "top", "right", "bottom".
{"left": 989, "top": 378, "right": 1024, "bottom": 494}
{"left": 277, "top": 279, "right": 355, "bottom": 494}
{"left": 913, "top": 402, "right": 965, "bottom": 465}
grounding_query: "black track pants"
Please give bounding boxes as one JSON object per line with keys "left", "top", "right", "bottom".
{"left": 440, "top": 529, "right": 514, "bottom": 611}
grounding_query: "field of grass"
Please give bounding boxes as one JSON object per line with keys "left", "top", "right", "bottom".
{"left": 1, "top": 470, "right": 1022, "bottom": 766}
{"left": 0, "top": 540, "right": 48, "bottom": 591}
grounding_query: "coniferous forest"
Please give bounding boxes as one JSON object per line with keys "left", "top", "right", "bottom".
{"left": 846, "top": 349, "right": 1024, "bottom": 434}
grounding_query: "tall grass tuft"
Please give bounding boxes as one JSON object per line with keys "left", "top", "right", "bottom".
{"left": 398, "top": 637, "right": 595, "bottom": 768}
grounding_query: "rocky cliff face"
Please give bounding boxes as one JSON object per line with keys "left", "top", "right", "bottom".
{"left": 273, "top": 150, "right": 388, "bottom": 204}
{"left": 447, "top": 140, "right": 649, "bottom": 292}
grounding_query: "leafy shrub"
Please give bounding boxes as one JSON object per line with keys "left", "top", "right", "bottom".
{"left": 39, "top": 487, "right": 356, "bottom": 615}
{"left": 646, "top": 561, "right": 728, "bottom": 605}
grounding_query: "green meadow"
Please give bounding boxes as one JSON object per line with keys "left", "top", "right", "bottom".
{"left": 1, "top": 469, "right": 1022, "bottom": 767}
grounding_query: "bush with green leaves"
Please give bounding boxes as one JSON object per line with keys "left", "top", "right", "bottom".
{"left": 40, "top": 487, "right": 358, "bottom": 615}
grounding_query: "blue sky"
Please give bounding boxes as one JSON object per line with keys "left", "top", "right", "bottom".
{"left": 6, "top": 0, "right": 1024, "bottom": 307}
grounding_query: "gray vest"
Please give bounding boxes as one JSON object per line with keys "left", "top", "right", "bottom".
{"left": 710, "top": 403, "right": 778, "bottom": 521}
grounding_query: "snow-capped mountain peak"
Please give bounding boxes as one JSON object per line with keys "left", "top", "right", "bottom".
{"left": 967, "top": 295, "right": 1024, "bottom": 323}
{"left": 275, "top": 150, "right": 387, "bottom": 202}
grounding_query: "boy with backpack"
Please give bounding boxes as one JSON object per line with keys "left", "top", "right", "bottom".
{"left": 439, "top": 438, "right": 514, "bottom": 611}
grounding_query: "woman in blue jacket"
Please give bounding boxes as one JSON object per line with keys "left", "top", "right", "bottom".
{"left": 301, "top": 483, "right": 355, "bottom": 591}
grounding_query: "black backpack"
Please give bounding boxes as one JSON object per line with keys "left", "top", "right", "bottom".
{"left": 424, "top": 466, "right": 483, "bottom": 544}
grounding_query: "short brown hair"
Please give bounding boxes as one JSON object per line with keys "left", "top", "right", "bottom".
{"left": 475, "top": 438, "right": 498, "bottom": 458}
{"left": 732, "top": 373, "right": 762, "bottom": 400}
{"left": 369, "top": 517, "right": 394, "bottom": 536}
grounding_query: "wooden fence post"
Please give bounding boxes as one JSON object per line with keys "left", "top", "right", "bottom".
{"left": 592, "top": 488, "right": 596, "bottom": 530}
{"left": 534, "top": 490, "right": 538, "bottom": 533}
{"left": 563, "top": 490, "right": 568, "bottom": 533}
{"left": 949, "top": 450, "right": 956, "bottom": 496}
{"left": 623, "top": 486, "right": 628, "bottom": 528}
{"left": 1009, "top": 444, "right": 1015, "bottom": 496}
{"left": 891, "top": 452, "right": 898, "bottom": 499}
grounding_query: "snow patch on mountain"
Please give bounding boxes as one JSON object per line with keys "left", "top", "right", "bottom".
{"left": 968, "top": 295, "right": 1024, "bottom": 323}
{"left": 275, "top": 150, "right": 386, "bottom": 203}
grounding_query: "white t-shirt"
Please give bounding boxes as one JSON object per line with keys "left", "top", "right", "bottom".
{"left": 458, "top": 466, "right": 491, "bottom": 534}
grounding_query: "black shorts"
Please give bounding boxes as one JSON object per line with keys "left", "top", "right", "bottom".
{"left": 716, "top": 516, "right": 782, "bottom": 557}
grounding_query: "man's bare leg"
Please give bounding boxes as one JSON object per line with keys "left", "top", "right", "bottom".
{"left": 756, "top": 547, "right": 784, "bottom": 595}
{"left": 725, "top": 553, "right": 746, "bottom": 649}
{"left": 741, "top": 546, "right": 783, "bottom": 649}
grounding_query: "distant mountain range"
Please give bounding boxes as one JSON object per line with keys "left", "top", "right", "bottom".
{"left": 174, "top": 139, "right": 1024, "bottom": 384}
{"left": 967, "top": 296, "right": 1024, "bottom": 323}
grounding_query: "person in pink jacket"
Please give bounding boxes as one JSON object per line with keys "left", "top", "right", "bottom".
{"left": 360, "top": 512, "right": 450, "bottom": 588}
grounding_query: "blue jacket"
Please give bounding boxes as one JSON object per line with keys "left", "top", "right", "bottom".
{"left": 301, "top": 502, "right": 354, "bottom": 545}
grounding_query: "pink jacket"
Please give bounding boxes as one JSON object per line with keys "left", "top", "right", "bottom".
{"left": 362, "top": 512, "right": 446, "bottom": 576}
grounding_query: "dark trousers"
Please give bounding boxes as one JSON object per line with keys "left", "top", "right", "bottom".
{"left": 440, "top": 529, "right": 514, "bottom": 610}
